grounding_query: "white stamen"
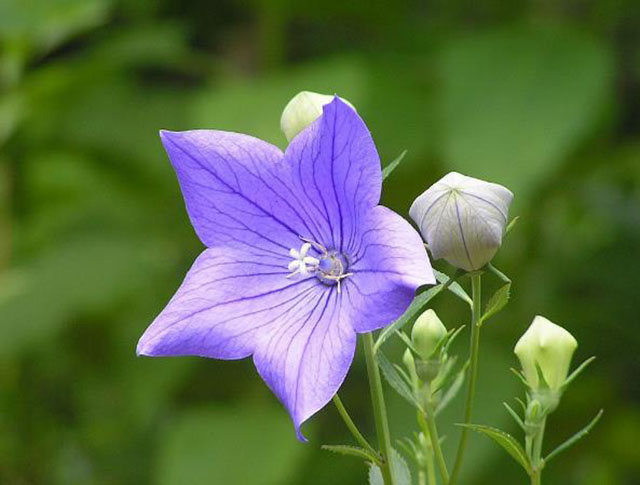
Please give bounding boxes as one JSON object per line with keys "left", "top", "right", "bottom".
{"left": 286, "top": 237, "right": 352, "bottom": 292}
{"left": 287, "top": 242, "right": 319, "bottom": 278}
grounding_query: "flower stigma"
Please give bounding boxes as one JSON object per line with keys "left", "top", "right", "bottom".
{"left": 287, "top": 237, "right": 353, "bottom": 293}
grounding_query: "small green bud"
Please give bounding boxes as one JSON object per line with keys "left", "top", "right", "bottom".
{"left": 514, "top": 316, "right": 578, "bottom": 392}
{"left": 411, "top": 309, "right": 447, "bottom": 360}
{"left": 280, "top": 91, "right": 355, "bottom": 142}
{"left": 403, "top": 348, "right": 415, "bottom": 372}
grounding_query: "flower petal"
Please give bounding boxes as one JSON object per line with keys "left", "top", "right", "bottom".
{"left": 282, "top": 97, "right": 382, "bottom": 251}
{"left": 160, "top": 130, "right": 322, "bottom": 254}
{"left": 347, "top": 206, "right": 435, "bottom": 333}
{"left": 253, "top": 288, "right": 356, "bottom": 441}
{"left": 137, "top": 247, "right": 320, "bottom": 359}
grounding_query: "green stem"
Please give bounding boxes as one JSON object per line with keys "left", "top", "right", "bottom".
{"left": 530, "top": 418, "right": 546, "bottom": 485}
{"left": 531, "top": 472, "right": 541, "bottom": 485}
{"left": 332, "top": 394, "right": 380, "bottom": 462}
{"left": 363, "top": 332, "right": 395, "bottom": 485}
{"left": 425, "top": 447, "right": 436, "bottom": 485}
{"left": 423, "top": 404, "right": 449, "bottom": 483}
{"left": 449, "top": 272, "right": 482, "bottom": 484}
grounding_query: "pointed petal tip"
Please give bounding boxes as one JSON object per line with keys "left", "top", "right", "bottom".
{"left": 136, "top": 333, "right": 156, "bottom": 357}
{"left": 295, "top": 425, "right": 309, "bottom": 443}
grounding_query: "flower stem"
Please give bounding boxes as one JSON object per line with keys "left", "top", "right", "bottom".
{"left": 424, "top": 445, "right": 436, "bottom": 485}
{"left": 450, "top": 272, "right": 482, "bottom": 484}
{"left": 363, "top": 332, "right": 395, "bottom": 485}
{"left": 424, "top": 403, "right": 449, "bottom": 483}
{"left": 530, "top": 417, "right": 547, "bottom": 485}
{"left": 332, "top": 394, "right": 380, "bottom": 463}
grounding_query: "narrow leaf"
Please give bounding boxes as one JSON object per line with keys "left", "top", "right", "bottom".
{"left": 544, "top": 410, "right": 603, "bottom": 463}
{"left": 562, "top": 356, "right": 596, "bottom": 389}
{"left": 511, "top": 367, "right": 529, "bottom": 387}
{"left": 457, "top": 424, "right": 532, "bottom": 474}
{"left": 322, "top": 445, "right": 380, "bottom": 463}
{"left": 487, "top": 263, "right": 511, "bottom": 284}
{"left": 435, "top": 365, "right": 467, "bottom": 415}
{"left": 395, "top": 330, "right": 417, "bottom": 355}
{"left": 382, "top": 150, "right": 407, "bottom": 180}
{"left": 374, "top": 284, "right": 444, "bottom": 352}
{"left": 505, "top": 216, "right": 520, "bottom": 235}
{"left": 503, "top": 402, "right": 525, "bottom": 430}
{"left": 434, "top": 269, "right": 472, "bottom": 306}
{"left": 376, "top": 351, "right": 423, "bottom": 411}
{"left": 479, "top": 282, "right": 511, "bottom": 325}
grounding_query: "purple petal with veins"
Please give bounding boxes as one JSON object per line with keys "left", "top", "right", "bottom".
{"left": 137, "top": 98, "right": 435, "bottom": 440}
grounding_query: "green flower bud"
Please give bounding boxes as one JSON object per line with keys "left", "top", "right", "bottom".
{"left": 403, "top": 348, "right": 416, "bottom": 372}
{"left": 411, "top": 309, "right": 447, "bottom": 360}
{"left": 402, "top": 348, "right": 419, "bottom": 385}
{"left": 280, "top": 91, "right": 355, "bottom": 142}
{"left": 514, "top": 316, "right": 578, "bottom": 392}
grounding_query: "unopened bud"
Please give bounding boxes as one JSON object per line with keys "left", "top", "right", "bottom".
{"left": 280, "top": 91, "right": 355, "bottom": 142}
{"left": 411, "top": 309, "right": 447, "bottom": 360}
{"left": 409, "top": 172, "right": 513, "bottom": 272}
{"left": 514, "top": 316, "right": 578, "bottom": 392}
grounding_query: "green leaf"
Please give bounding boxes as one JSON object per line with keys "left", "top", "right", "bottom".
{"left": 440, "top": 24, "right": 612, "bottom": 199}
{"left": 374, "top": 284, "right": 444, "bottom": 352}
{"left": 505, "top": 216, "right": 520, "bottom": 235}
{"left": 544, "top": 410, "right": 604, "bottom": 464}
{"left": 503, "top": 402, "right": 525, "bottom": 430}
{"left": 369, "top": 448, "right": 412, "bottom": 485}
{"left": 434, "top": 269, "right": 472, "bottom": 307}
{"left": 457, "top": 424, "right": 532, "bottom": 474}
{"left": 322, "top": 445, "right": 379, "bottom": 463}
{"left": 479, "top": 282, "right": 511, "bottom": 325}
{"left": 435, "top": 364, "right": 467, "bottom": 415}
{"left": 562, "top": 356, "right": 596, "bottom": 389}
{"left": 156, "top": 406, "right": 304, "bottom": 485}
{"left": 376, "top": 351, "right": 423, "bottom": 412}
{"left": 382, "top": 150, "right": 407, "bottom": 180}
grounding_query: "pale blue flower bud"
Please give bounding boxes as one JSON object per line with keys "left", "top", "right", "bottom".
{"left": 514, "top": 316, "right": 578, "bottom": 392}
{"left": 409, "top": 172, "right": 513, "bottom": 272}
{"left": 280, "top": 91, "right": 355, "bottom": 142}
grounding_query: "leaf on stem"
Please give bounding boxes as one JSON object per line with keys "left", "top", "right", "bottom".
{"left": 369, "top": 448, "right": 412, "bottom": 485}
{"left": 382, "top": 150, "right": 408, "bottom": 180}
{"left": 322, "top": 444, "right": 381, "bottom": 464}
{"left": 544, "top": 409, "right": 603, "bottom": 464}
{"left": 503, "top": 402, "right": 525, "bottom": 430}
{"left": 435, "top": 364, "right": 467, "bottom": 416}
{"left": 563, "top": 356, "right": 596, "bottom": 389}
{"left": 456, "top": 424, "right": 532, "bottom": 474}
{"left": 376, "top": 351, "right": 424, "bottom": 412}
{"left": 434, "top": 269, "right": 473, "bottom": 306}
{"left": 479, "top": 282, "right": 511, "bottom": 325}
{"left": 505, "top": 216, "right": 520, "bottom": 235}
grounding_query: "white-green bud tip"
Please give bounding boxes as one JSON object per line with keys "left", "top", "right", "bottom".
{"left": 402, "top": 348, "right": 415, "bottom": 371}
{"left": 280, "top": 91, "right": 355, "bottom": 142}
{"left": 514, "top": 315, "right": 578, "bottom": 391}
{"left": 411, "top": 309, "right": 447, "bottom": 360}
{"left": 409, "top": 172, "right": 513, "bottom": 272}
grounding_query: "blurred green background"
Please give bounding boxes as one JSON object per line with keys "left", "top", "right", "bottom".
{"left": 1, "top": 0, "right": 639, "bottom": 483}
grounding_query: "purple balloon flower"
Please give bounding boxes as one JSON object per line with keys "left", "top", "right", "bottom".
{"left": 137, "top": 98, "right": 434, "bottom": 439}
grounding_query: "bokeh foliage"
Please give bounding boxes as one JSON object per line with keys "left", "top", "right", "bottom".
{"left": 1, "top": 0, "right": 639, "bottom": 483}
